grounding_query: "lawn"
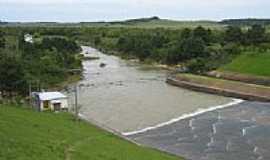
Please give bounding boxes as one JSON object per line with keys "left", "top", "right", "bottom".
{"left": 220, "top": 51, "right": 270, "bottom": 77}
{"left": 0, "top": 105, "right": 183, "bottom": 160}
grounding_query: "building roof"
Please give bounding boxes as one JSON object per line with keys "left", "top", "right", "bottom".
{"left": 38, "top": 92, "right": 67, "bottom": 101}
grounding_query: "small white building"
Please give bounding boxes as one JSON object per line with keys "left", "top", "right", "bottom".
{"left": 32, "top": 92, "right": 68, "bottom": 112}
{"left": 24, "top": 34, "right": 33, "bottom": 43}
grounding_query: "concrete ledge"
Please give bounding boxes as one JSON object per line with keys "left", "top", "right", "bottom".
{"left": 167, "top": 76, "right": 270, "bottom": 102}
{"left": 207, "top": 71, "right": 270, "bottom": 86}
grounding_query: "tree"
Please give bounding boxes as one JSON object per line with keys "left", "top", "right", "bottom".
{"left": 181, "top": 28, "right": 192, "bottom": 39}
{"left": 179, "top": 37, "right": 207, "bottom": 60}
{"left": 224, "top": 26, "right": 243, "bottom": 43}
{"left": 193, "top": 26, "right": 212, "bottom": 43}
{"left": 117, "top": 35, "right": 135, "bottom": 53}
{"left": 0, "top": 52, "right": 26, "bottom": 96}
{"left": 186, "top": 58, "right": 208, "bottom": 73}
{"left": 0, "top": 30, "right": 5, "bottom": 48}
{"left": 94, "top": 36, "right": 101, "bottom": 46}
{"left": 245, "top": 24, "right": 266, "bottom": 45}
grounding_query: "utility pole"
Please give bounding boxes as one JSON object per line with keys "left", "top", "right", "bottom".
{"left": 74, "top": 85, "right": 79, "bottom": 121}
{"left": 28, "top": 82, "right": 33, "bottom": 108}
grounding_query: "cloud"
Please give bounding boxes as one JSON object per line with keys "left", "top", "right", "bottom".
{"left": 1, "top": 0, "right": 269, "bottom": 9}
{"left": 0, "top": 0, "right": 265, "bottom": 5}
{"left": 1, "top": 0, "right": 73, "bottom": 4}
{"left": 1, "top": 0, "right": 269, "bottom": 21}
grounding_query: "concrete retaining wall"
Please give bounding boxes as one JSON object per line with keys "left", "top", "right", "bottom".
{"left": 166, "top": 77, "right": 270, "bottom": 102}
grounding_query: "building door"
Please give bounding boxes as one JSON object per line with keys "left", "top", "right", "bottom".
{"left": 53, "top": 103, "right": 61, "bottom": 111}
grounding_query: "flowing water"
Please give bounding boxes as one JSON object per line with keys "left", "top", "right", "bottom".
{"left": 71, "top": 46, "right": 232, "bottom": 133}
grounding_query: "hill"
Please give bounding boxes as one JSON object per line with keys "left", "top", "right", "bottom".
{"left": 1, "top": 17, "right": 224, "bottom": 29}
{"left": 220, "top": 18, "right": 270, "bottom": 26}
{"left": 0, "top": 105, "right": 183, "bottom": 160}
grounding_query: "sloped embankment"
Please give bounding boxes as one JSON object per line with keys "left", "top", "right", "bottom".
{"left": 167, "top": 74, "right": 270, "bottom": 102}
{"left": 0, "top": 105, "right": 183, "bottom": 160}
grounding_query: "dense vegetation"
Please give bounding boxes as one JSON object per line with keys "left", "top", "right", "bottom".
{"left": 1, "top": 19, "right": 270, "bottom": 98}
{"left": 0, "top": 28, "right": 82, "bottom": 98}
{"left": 220, "top": 19, "right": 270, "bottom": 26}
{"left": 0, "top": 105, "right": 183, "bottom": 160}
{"left": 79, "top": 24, "right": 270, "bottom": 73}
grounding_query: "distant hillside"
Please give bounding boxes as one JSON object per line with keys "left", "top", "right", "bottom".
{"left": 82, "top": 17, "right": 223, "bottom": 29}
{"left": 220, "top": 19, "right": 270, "bottom": 26}
{"left": 0, "top": 20, "right": 8, "bottom": 25}
{"left": 1, "top": 17, "right": 224, "bottom": 29}
{"left": 108, "top": 16, "right": 160, "bottom": 25}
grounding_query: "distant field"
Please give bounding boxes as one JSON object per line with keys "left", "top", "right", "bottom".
{"left": 113, "top": 19, "right": 225, "bottom": 29}
{"left": 220, "top": 51, "right": 270, "bottom": 77}
{"left": 1, "top": 19, "right": 225, "bottom": 29}
{"left": 0, "top": 105, "right": 183, "bottom": 160}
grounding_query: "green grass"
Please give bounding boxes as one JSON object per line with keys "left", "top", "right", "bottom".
{"left": 0, "top": 105, "right": 183, "bottom": 160}
{"left": 174, "top": 73, "right": 270, "bottom": 100}
{"left": 220, "top": 51, "right": 270, "bottom": 77}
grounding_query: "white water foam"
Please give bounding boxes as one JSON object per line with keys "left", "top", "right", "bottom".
{"left": 189, "top": 119, "right": 195, "bottom": 130}
{"left": 122, "top": 99, "right": 244, "bottom": 136}
{"left": 207, "top": 137, "right": 215, "bottom": 147}
{"left": 212, "top": 123, "right": 217, "bottom": 134}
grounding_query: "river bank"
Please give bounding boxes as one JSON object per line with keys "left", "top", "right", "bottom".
{"left": 207, "top": 70, "right": 270, "bottom": 86}
{"left": 167, "top": 73, "right": 270, "bottom": 102}
{"left": 94, "top": 47, "right": 181, "bottom": 71}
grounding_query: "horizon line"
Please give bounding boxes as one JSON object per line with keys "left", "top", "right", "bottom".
{"left": 2, "top": 16, "right": 270, "bottom": 23}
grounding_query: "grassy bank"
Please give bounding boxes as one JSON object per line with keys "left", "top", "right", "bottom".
{"left": 220, "top": 51, "right": 270, "bottom": 77}
{"left": 0, "top": 105, "right": 183, "bottom": 160}
{"left": 170, "top": 73, "right": 270, "bottom": 101}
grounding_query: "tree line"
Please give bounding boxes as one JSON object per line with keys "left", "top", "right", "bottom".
{"left": 83, "top": 24, "right": 269, "bottom": 72}
{"left": 0, "top": 28, "right": 81, "bottom": 98}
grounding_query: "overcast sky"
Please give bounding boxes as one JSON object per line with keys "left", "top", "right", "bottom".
{"left": 1, "top": 0, "right": 270, "bottom": 22}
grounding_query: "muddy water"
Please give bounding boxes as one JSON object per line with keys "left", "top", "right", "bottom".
{"left": 73, "top": 46, "right": 232, "bottom": 133}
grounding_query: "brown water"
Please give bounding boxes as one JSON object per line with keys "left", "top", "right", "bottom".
{"left": 70, "top": 46, "right": 232, "bottom": 133}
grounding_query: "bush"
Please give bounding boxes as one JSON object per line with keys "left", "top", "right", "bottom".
{"left": 223, "top": 43, "right": 241, "bottom": 55}
{"left": 186, "top": 58, "right": 209, "bottom": 73}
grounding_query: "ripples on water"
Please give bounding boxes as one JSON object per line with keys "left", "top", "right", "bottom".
{"left": 73, "top": 46, "right": 231, "bottom": 133}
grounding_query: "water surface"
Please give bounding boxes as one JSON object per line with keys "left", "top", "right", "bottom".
{"left": 73, "top": 46, "right": 232, "bottom": 133}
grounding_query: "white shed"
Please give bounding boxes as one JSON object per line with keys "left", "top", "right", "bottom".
{"left": 24, "top": 34, "right": 33, "bottom": 43}
{"left": 33, "top": 92, "right": 68, "bottom": 111}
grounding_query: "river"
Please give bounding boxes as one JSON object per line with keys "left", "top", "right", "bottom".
{"left": 71, "top": 46, "right": 232, "bottom": 133}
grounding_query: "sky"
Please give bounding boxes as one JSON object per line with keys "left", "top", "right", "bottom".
{"left": 0, "top": 0, "right": 270, "bottom": 22}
